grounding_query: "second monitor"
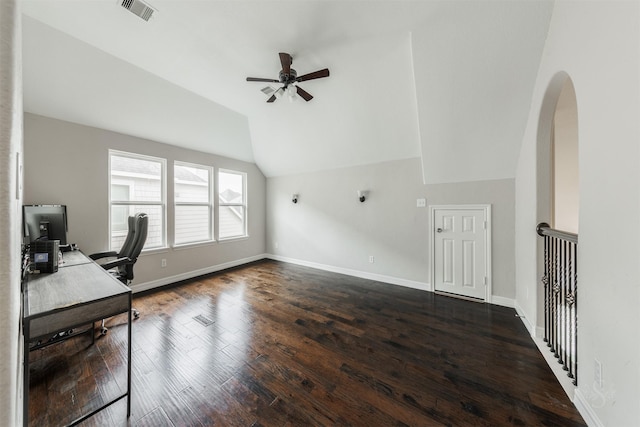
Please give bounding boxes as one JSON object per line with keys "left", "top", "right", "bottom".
{"left": 23, "top": 204, "right": 68, "bottom": 246}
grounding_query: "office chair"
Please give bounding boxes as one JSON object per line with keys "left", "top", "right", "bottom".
{"left": 89, "top": 213, "right": 148, "bottom": 334}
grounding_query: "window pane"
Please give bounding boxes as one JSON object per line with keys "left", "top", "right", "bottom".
{"left": 112, "top": 205, "right": 129, "bottom": 233}
{"left": 175, "top": 164, "right": 210, "bottom": 203}
{"left": 111, "top": 155, "right": 162, "bottom": 202}
{"left": 219, "top": 206, "right": 245, "bottom": 239}
{"left": 110, "top": 204, "right": 163, "bottom": 251}
{"left": 219, "top": 171, "right": 243, "bottom": 204}
{"left": 111, "top": 184, "right": 130, "bottom": 203}
{"left": 175, "top": 205, "right": 211, "bottom": 245}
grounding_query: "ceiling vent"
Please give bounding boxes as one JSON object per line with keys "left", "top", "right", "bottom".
{"left": 120, "top": 0, "right": 155, "bottom": 21}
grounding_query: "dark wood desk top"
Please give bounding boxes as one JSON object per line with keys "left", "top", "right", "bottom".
{"left": 58, "top": 250, "right": 92, "bottom": 268}
{"left": 23, "top": 253, "right": 131, "bottom": 321}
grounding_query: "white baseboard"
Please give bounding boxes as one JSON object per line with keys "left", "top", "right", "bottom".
{"left": 490, "top": 295, "right": 515, "bottom": 308}
{"left": 267, "top": 254, "right": 431, "bottom": 292}
{"left": 513, "top": 300, "right": 535, "bottom": 336}
{"left": 532, "top": 334, "right": 578, "bottom": 401}
{"left": 513, "top": 300, "right": 602, "bottom": 427}
{"left": 131, "top": 253, "right": 268, "bottom": 293}
{"left": 574, "top": 388, "right": 605, "bottom": 427}
{"left": 513, "top": 302, "right": 576, "bottom": 406}
{"left": 267, "top": 254, "right": 515, "bottom": 308}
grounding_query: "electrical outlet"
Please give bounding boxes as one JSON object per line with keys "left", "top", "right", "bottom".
{"left": 416, "top": 198, "right": 426, "bottom": 208}
{"left": 369, "top": 256, "right": 375, "bottom": 263}
{"left": 161, "top": 258, "right": 167, "bottom": 268}
{"left": 274, "top": 242, "right": 279, "bottom": 249}
{"left": 595, "top": 359, "right": 603, "bottom": 388}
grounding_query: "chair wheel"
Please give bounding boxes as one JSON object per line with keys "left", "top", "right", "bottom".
{"left": 133, "top": 309, "right": 140, "bottom": 319}
{"left": 100, "top": 327, "right": 108, "bottom": 336}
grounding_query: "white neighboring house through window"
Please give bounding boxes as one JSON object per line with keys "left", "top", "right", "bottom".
{"left": 109, "top": 150, "right": 166, "bottom": 251}
{"left": 218, "top": 169, "right": 247, "bottom": 240}
{"left": 174, "top": 161, "right": 213, "bottom": 245}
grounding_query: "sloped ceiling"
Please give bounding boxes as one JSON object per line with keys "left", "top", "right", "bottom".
{"left": 21, "top": 0, "right": 553, "bottom": 182}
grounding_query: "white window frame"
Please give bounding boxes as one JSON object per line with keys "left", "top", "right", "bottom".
{"left": 109, "top": 150, "right": 167, "bottom": 251}
{"left": 174, "top": 161, "right": 214, "bottom": 247}
{"left": 217, "top": 169, "right": 248, "bottom": 240}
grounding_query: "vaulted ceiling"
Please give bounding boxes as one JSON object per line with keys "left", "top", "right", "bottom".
{"left": 21, "top": 0, "right": 553, "bottom": 182}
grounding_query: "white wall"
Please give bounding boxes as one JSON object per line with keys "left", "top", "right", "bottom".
{"left": 412, "top": 0, "right": 553, "bottom": 184}
{"left": 23, "top": 113, "right": 267, "bottom": 291}
{"left": 267, "top": 158, "right": 516, "bottom": 302}
{"left": 515, "top": 1, "right": 640, "bottom": 425}
{"left": 0, "top": 1, "right": 23, "bottom": 425}
{"left": 553, "top": 78, "right": 579, "bottom": 233}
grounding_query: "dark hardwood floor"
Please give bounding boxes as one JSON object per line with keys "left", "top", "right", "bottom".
{"left": 28, "top": 260, "right": 586, "bottom": 426}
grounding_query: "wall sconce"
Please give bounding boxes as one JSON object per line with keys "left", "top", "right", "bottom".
{"left": 357, "top": 190, "right": 368, "bottom": 203}
{"left": 292, "top": 194, "right": 299, "bottom": 204}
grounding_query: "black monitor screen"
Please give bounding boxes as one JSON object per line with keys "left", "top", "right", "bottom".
{"left": 23, "top": 205, "right": 68, "bottom": 246}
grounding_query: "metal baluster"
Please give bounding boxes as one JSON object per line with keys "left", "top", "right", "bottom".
{"left": 572, "top": 242, "right": 578, "bottom": 385}
{"left": 551, "top": 236, "right": 558, "bottom": 357}
{"left": 557, "top": 237, "right": 564, "bottom": 365}
{"left": 549, "top": 236, "right": 555, "bottom": 353}
{"left": 565, "top": 242, "right": 573, "bottom": 376}
{"left": 543, "top": 235, "right": 550, "bottom": 344}
{"left": 560, "top": 239, "right": 567, "bottom": 370}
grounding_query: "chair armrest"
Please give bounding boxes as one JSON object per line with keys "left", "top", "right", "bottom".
{"left": 100, "top": 257, "right": 132, "bottom": 271}
{"left": 89, "top": 251, "right": 118, "bottom": 261}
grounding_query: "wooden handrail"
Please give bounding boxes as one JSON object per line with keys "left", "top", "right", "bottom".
{"left": 536, "top": 222, "right": 578, "bottom": 244}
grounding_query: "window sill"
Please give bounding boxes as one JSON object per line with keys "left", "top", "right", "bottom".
{"left": 218, "top": 235, "right": 249, "bottom": 243}
{"left": 172, "top": 240, "right": 217, "bottom": 251}
{"left": 140, "top": 247, "right": 170, "bottom": 256}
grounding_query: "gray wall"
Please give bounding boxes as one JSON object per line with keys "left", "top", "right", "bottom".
{"left": 23, "top": 113, "right": 266, "bottom": 290}
{"left": 267, "top": 158, "right": 516, "bottom": 302}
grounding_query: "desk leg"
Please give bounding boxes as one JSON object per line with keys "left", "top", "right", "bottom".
{"left": 23, "top": 322, "right": 30, "bottom": 427}
{"left": 127, "top": 294, "right": 132, "bottom": 418}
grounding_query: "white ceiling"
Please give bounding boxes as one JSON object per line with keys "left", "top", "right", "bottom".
{"left": 21, "top": 0, "right": 553, "bottom": 181}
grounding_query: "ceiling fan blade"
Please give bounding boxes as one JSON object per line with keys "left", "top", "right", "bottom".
{"left": 296, "top": 86, "right": 313, "bottom": 102}
{"left": 296, "top": 68, "right": 330, "bottom": 82}
{"left": 247, "top": 77, "right": 280, "bottom": 83}
{"left": 266, "top": 87, "right": 285, "bottom": 103}
{"left": 279, "top": 52, "right": 292, "bottom": 74}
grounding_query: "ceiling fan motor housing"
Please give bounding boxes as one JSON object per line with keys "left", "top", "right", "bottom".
{"left": 279, "top": 69, "right": 297, "bottom": 85}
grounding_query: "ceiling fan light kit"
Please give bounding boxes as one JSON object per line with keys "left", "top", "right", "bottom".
{"left": 246, "top": 52, "right": 330, "bottom": 103}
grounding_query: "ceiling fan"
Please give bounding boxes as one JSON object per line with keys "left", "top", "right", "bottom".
{"left": 246, "top": 52, "right": 330, "bottom": 103}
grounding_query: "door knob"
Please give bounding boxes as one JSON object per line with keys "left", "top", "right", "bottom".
{"left": 436, "top": 228, "right": 443, "bottom": 233}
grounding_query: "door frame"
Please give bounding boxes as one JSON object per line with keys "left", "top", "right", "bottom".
{"left": 429, "top": 204, "right": 492, "bottom": 303}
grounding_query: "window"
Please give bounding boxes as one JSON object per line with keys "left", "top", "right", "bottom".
{"left": 109, "top": 151, "right": 166, "bottom": 251}
{"left": 174, "top": 162, "right": 213, "bottom": 245}
{"left": 218, "top": 169, "right": 247, "bottom": 239}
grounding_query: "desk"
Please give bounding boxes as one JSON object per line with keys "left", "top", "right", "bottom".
{"left": 22, "top": 250, "right": 132, "bottom": 426}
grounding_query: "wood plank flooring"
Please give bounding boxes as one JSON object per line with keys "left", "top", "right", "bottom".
{"left": 27, "top": 260, "right": 586, "bottom": 426}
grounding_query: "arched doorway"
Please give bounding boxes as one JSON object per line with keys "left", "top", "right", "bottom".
{"left": 552, "top": 79, "right": 579, "bottom": 233}
{"left": 536, "top": 73, "right": 580, "bottom": 388}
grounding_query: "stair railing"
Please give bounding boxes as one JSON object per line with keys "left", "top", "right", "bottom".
{"left": 536, "top": 222, "right": 578, "bottom": 385}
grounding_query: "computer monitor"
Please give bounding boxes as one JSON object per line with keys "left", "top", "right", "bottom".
{"left": 23, "top": 204, "right": 68, "bottom": 246}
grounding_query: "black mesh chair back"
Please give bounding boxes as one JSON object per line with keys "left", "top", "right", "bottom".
{"left": 117, "top": 215, "right": 138, "bottom": 260}
{"left": 119, "top": 213, "right": 148, "bottom": 282}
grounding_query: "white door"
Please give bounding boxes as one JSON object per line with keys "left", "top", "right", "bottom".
{"left": 432, "top": 206, "right": 490, "bottom": 300}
